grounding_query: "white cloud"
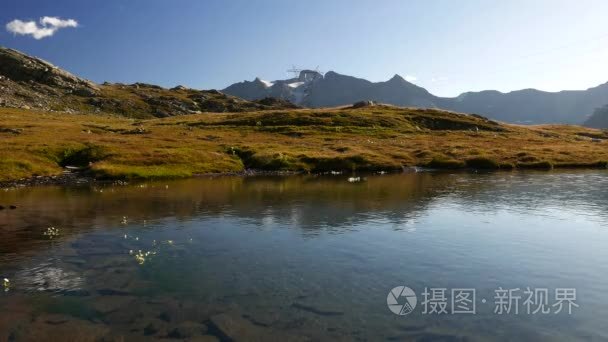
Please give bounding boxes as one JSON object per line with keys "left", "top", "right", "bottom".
{"left": 40, "top": 16, "right": 78, "bottom": 28}
{"left": 6, "top": 16, "right": 78, "bottom": 39}
{"left": 405, "top": 75, "right": 417, "bottom": 82}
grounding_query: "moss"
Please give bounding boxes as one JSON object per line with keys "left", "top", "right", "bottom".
{"left": 91, "top": 163, "right": 194, "bottom": 180}
{"left": 38, "top": 144, "right": 107, "bottom": 167}
{"left": 465, "top": 157, "right": 501, "bottom": 169}
{"left": 426, "top": 157, "right": 466, "bottom": 169}
{"left": 517, "top": 161, "right": 554, "bottom": 170}
{"left": 247, "top": 152, "right": 300, "bottom": 170}
{"left": 518, "top": 155, "right": 539, "bottom": 162}
{"left": 301, "top": 155, "right": 360, "bottom": 172}
{"left": 499, "top": 162, "right": 515, "bottom": 170}
{"left": 227, "top": 147, "right": 299, "bottom": 170}
{"left": 555, "top": 161, "right": 608, "bottom": 169}
{"left": 57, "top": 144, "right": 111, "bottom": 167}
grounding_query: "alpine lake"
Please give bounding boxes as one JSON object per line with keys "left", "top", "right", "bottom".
{"left": 1, "top": 170, "right": 608, "bottom": 341}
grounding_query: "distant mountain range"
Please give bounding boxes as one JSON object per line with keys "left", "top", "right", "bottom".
{"left": 585, "top": 105, "right": 608, "bottom": 128}
{"left": 224, "top": 70, "right": 608, "bottom": 126}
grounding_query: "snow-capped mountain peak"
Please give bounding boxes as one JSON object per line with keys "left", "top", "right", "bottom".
{"left": 235, "top": 70, "right": 323, "bottom": 106}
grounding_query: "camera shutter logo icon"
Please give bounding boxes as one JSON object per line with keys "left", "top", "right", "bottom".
{"left": 387, "top": 286, "right": 417, "bottom": 315}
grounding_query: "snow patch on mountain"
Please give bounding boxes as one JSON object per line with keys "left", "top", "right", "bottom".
{"left": 260, "top": 79, "right": 274, "bottom": 88}
{"left": 287, "top": 81, "right": 305, "bottom": 89}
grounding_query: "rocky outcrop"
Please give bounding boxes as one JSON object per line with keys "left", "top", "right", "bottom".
{"left": 0, "top": 47, "right": 98, "bottom": 94}
{"left": 0, "top": 47, "right": 98, "bottom": 111}
{"left": 0, "top": 46, "right": 297, "bottom": 117}
{"left": 351, "top": 100, "right": 376, "bottom": 108}
{"left": 254, "top": 97, "right": 299, "bottom": 109}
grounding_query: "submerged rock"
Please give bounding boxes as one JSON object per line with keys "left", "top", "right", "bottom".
{"left": 167, "top": 321, "right": 209, "bottom": 338}
{"left": 142, "top": 319, "right": 170, "bottom": 336}
{"left": 291, "top": 302, "right": 344, "bottom": 316}
{"left": 188, "top": 336, "right": 220, "bottom": 342}
{"left": 208, "top": 313, "right": 308, "bottom": 342}
{"left": 92, "top": 295, "right": 136, "bottom": 314}
{"left": 22, "top": 314, "right": 110, "bottom": 341}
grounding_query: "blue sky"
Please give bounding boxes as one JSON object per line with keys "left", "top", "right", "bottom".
{"left": 1, "top": 0, "right": 608, "bottom": 97}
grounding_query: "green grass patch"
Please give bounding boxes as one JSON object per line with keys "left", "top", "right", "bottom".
{"left": 91, "top": 163, "right": 195, "bottom": 179}
{"left": 38, "top": 143, "right": 111, "bottom": 168}
{"left": 0, "top": 154, "right": 60, "bottom": 182}
{"left": 58, "top": 144, "right": 110, "bottom": 167}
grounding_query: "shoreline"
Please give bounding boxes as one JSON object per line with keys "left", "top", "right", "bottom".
{"left": 2, "top": 165, "right": 606, "bottom": 189}
{"left": 0, "top": 169, "right": 305, "bottom": 189}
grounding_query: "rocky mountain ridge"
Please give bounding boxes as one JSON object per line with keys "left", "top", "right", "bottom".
{"left": 0, "top": 47, "right": 297, "bottom": 118}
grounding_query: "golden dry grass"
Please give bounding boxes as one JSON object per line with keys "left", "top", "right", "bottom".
{"left": 1, "top": 106, "right": 607, "bottom": 182}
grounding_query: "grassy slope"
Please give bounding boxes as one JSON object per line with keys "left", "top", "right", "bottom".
{"left": 1, "top": 105, "right": 607, "bottom": 182}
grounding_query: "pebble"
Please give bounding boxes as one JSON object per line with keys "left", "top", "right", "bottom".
{"left": 0, "top": 171, "right": 96, "bottom": 188}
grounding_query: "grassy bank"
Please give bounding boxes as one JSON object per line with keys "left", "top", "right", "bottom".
{"left": 0, "top": 105, "right": 607, "bottom": 182}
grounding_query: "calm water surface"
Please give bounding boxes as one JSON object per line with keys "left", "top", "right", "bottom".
{"left": 1, "top": 171, "right": 608, "bottom": 341}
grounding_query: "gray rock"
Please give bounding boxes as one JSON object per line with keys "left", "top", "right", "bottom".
{"left": 188, "top": 336, "right": 220, "bottom": 342}
{"left": 352, "top": 100, "right": 375, "bottom": 108}
{"left": 92, "top": 295, "right": 136, "bottom": 314}
{"left": 0, "top": 47, "right": 99, "bottom": 93}
{"left": 209, "top": 313, "right": 308, "bottom": 342}
{"left": 143, "top": 319, "right": 169, "bottom": 336}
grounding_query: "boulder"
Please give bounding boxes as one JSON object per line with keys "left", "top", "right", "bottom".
{"left": 351, "top": 100, "right": 376, "bottom": 108}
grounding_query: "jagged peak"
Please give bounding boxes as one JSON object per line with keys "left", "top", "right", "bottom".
{"left": 389, "top": 74, "right": 406, "bottom": 82}
{"left": 298, "top": 70, "right": 322, "bottom": 82}
{"left": 253, "top": 77, "right": 274, "bottom": 88}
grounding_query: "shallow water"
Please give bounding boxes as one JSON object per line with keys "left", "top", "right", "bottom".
{"left": 1, "top": 171, "right": 608, "bottom": 341}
